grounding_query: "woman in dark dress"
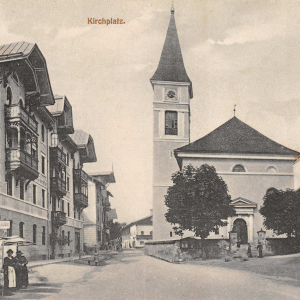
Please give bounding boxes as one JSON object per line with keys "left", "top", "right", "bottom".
{"left": 15, "top": 250, "right": 28, "bottom": 289}
{"left": 3, "top": 249, "right": 17, "bottom": 295}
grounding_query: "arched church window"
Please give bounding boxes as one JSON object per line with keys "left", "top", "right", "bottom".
{"left": 6, "top": 87, "right": 12, "bottom": 106}
{"left": 232, "top": 164, "right": 246, "bottom": 172}
{"left": 165, "top": 111, "right": 178, "bottom": 135}
{"left": 266, "top": 166, "right": 277, "bottom": 173}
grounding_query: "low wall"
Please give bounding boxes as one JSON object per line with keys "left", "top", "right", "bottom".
{"left": 145, "top": 238, "right": 229, "bottom": 262}
{"left": 144, "top": 240, "right": 180, "bottom": 262}
{"left": 265, "top": 238, "right": 300, "bottom": 255}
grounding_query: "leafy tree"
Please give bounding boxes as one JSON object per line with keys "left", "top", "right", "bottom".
{"left": 165, "top": 164, "right": 235, "bottom": 256}
{"left": 110, "top": 222, "right": 123, "bottom": 240}
{"left": 260, "top": 188, "right": 300, "bottom": 238}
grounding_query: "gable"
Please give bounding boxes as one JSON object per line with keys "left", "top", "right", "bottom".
{"left": 231, "top": 197, "right": 257, "bottom": 207}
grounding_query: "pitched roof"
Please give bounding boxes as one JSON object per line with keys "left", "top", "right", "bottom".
{"left": 70, "top": 130, "right": 89, "bottom": 147}
{"left": 0, "top": 41, "right": 35, "bottom": 58}
{"left": 0, "top": 41, "right": 54, "bottom": 106}
{"left": 70, "top": 130, "right": 97, "bottom": 163}
{"left": 46, "top": 95, "right": 65, "bottom": 116}
{"left": 150, "top": 8, "right": 193, "bottom": 98}
{"left": 175, "top": 117, "right": 299, "bottom": 156}
{"left": 122, "top": 216, "right": 153, "bottom": 231}
{"left": 107, "top": 209, "right": 118, "bottom": 220}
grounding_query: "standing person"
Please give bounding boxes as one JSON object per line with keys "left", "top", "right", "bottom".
{"left": 257, "top": 242, "right": 263, "bottom": 258}
{"left": 15, "top": 251, "right": 28, "bottom": 289}
{"left": 3, "top": 249, "right": 17, "bottom": 295}
{"left": 247, "top": 243, "right": 253, "bottom": 258}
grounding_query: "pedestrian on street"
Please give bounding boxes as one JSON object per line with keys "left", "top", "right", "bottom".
{"left": 15, "top": 250, "right": 28, "bottom": 289}
{"left": 247, "top": 243, "right": 253, "bottom": 258}
{"left": 257, "top": 242, "right": 263, "bottom": 258}
{"left": 3, "top": 249, "right": 17, "bottom": 295}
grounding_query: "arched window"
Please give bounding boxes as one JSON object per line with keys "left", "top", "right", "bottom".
{"left": 19, "top": 99, "right": 24, "bottom": 108}
{"left": 41, "top": 124, "right": 45, "bottom": 143}
{"left": 266, "top": 166, "right": 277, "bottom": 173}
{"left": 6, "top": 87, "right": 12, "bottom": 106}
{"left": 33, "top": 224, "right": 37, "bottom": 244}
{"left": 232, "top": 164, "right": 246, "bottom": 172}
{"left": 42, "top": 226, "right": 46, "bottom": 245}
{"left": 165, "top": 111, "right": 178, "bottom": 135}
{"left": 19, "top": 222, "right": 24, "bottom": 238}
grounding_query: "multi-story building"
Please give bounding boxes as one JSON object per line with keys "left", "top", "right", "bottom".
{"left": 122, "top": 215, "right": 153, "bottom": 249}
{"left": 0, "top": 42, "right": 55, "bottom": 260}
{"left": 83, "top": 171, "right": 116, "bottom": 252}
{"left": 0, "top": 42, "right": 99, "bottom": 260}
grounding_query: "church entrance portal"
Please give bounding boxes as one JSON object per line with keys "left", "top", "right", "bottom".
{"left": 233, "top": 218, "right": 248, "bottom": 244}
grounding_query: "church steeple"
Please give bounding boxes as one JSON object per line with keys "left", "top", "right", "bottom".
{"left": 150, "top": 5, "right": 193, "bottom": 98}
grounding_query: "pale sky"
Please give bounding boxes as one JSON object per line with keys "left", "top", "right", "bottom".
{"left": 2, "top": 0, "right": 300, "bottom": 223}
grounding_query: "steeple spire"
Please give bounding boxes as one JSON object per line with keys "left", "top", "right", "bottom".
{"left": 150, "top": 5, "right": 193, "bottom": 98}
{"left": 171, "top": 3, "right": 175, "bottom": 14}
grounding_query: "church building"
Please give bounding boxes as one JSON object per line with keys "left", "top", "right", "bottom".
{"left": 151, "top": 7, "right": 299, "bottom": 244}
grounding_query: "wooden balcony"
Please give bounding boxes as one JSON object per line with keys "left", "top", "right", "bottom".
{"left": 6, "top": 148, "right": 39, "bottom": 180}
{"left": 50, "top": 147, "right": 67, "bottom": 166}
{"left": 50, "top": 177, "right": 67, "bottom": 196}
{"left": 73, "top": 169, "right": 89, "bottom": 184}
{"left": 5, "top": 105, "right": 38, "bottom": 132}
{"left": 74, "top": 193, "right": 88, "bottom": 208}
{"left": 51, "top": 211, "right": 67, "bottom": 227}
{"left": 136, "top": 235, "right": 153, "bottom": 240}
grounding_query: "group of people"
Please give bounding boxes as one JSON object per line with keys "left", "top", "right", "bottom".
{"left": 2, "top": 249, "right": 28, "bottom": 296}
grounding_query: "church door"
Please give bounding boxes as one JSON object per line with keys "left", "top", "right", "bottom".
{"left": 233, "top": 219, "right": 248, "bottom": 244}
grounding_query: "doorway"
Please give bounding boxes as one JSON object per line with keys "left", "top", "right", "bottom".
{"left": 233, "top": 218, "right": 248, "bottom": 244}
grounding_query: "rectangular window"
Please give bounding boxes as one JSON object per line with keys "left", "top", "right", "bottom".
{"left": 7, "top": 177, "right": 12, "bottom": 196}
{"left": 140, "top": 241, "right": 144, "bottom": 245}
{"left": 165, "top": 111, "right": 178, "bottom": 135}
{"left": 67, "top": 177, "right": 70, "bottom": 192}
{"left": 41, "top": 125, "right": 45, "bottom": 143}
{"left": 68, "top": 231, "right": 70, "bottom": 246}
{"left": 141, "top": 231, "right": 144, "bottom": 235}
{"left": 67, "top": 153, "right": 69, "bottom": 166}
{"left": 62, "top": 200, "right": 65, "bottom": 213}
{"left": 33, "top": 184, "right": 36, "bottom": 204}
{"left": 7, "top": 221, "right": 12, "bottom": 237}
{"left": 42, "top": 156, "right": 45, "bottom": 174}
{"left": 42, "top": 189, "right": 45, "bottom": 208}
{"left": 42, "top": 226, "right": 46, "bottom": 245}
{"left": 67, "top": 203, "right": 70, "bottom": 217}
{"left": 19, "top": 222, "right": 24, "bottom": 238}
{"left": 20, "top": 180, "right": 24, "bottom": 200}
{"left": 33, "top": 224, "right": 37, "bottom": 244}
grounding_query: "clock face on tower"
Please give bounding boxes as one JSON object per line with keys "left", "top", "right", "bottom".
{"left": 165, "top": 88, "right": 178, "bottom": 101}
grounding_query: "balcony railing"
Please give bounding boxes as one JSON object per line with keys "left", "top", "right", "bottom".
{"left": 165, "top": 127, "right": 178, "bottom": 135}
{"left": 73, "top": 169, "right": 89, "bottom": 184}
{"left": 5, "top": 105, "right": 38, "bottom": 132}
{"left": 74, "top": 193, "right": 88, "bottom": 208}
{"left": 50, "top": 147, "right": 67, "bottom": 165}
{"left": 50, "top": 177, "right": 67, "bottom": 196}
{"left": 6, "top": 148, "right": 39, "bottom": 179}
{"left": 51, "top": 211, "right": 67, "bottom": 226}
{"left": 136, "top": 235, "right": 153, "bottom": 240}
